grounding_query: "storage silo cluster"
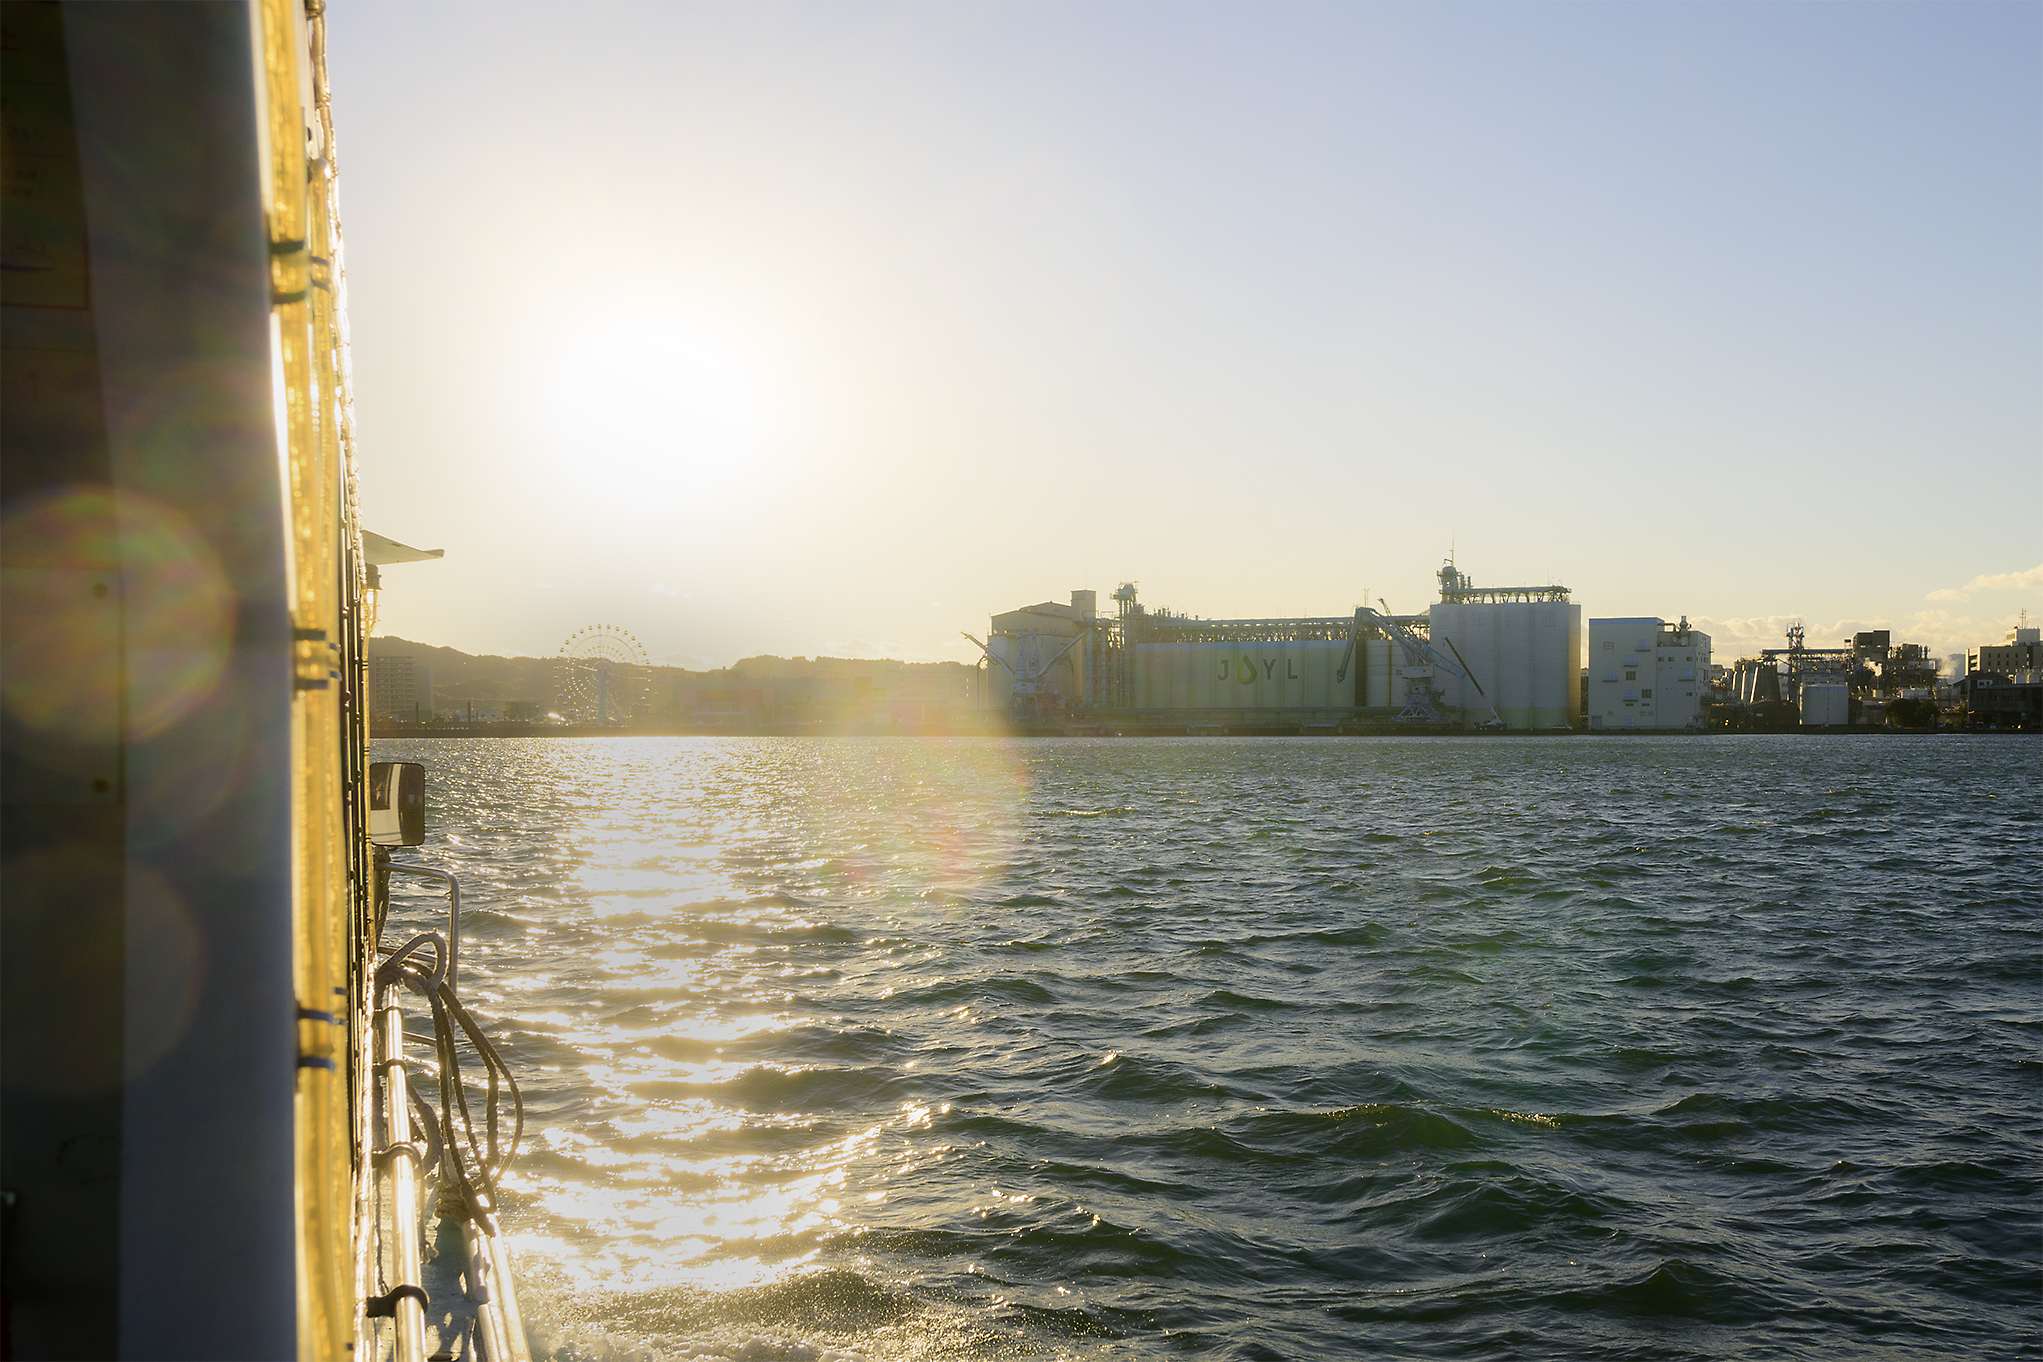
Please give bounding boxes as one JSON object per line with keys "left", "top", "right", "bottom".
{"left": 974, "top": 561, "right": 1581, "bottom": 729}
{"left": 1132, "top": 639, "right": 1378, "bottom": 710}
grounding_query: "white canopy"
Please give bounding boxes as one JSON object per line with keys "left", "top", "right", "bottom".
{"left": 362, "top": 530, "right": 445, "bottom": 566}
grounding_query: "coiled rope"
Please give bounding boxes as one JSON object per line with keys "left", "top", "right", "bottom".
{"left": 376, "top": 931, "right": 524, "bottom": 1220}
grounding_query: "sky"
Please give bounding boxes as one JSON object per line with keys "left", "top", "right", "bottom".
{"left": 326, "top": 1, "right": 2040, "bottom": 670}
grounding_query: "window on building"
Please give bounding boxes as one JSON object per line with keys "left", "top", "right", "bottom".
{"left": 1604, "top": 670, "right": 1618, "bottom": 682}
{"left": 1679, "top": 669, "right": 1694, "bottom": 681}
{"left": 1625, "top": 670, "right": 1636, "bottom": 681}
{"left": 1624, "top": 689, "right": 1638, "bottom": 702}
{"left": 1641, "top": 688, "right": 1653, "bottom": 699}
{"left": 1602, "top": 641, "right": 1614, "bottom": 650}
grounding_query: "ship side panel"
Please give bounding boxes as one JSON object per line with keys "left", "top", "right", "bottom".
{"left": 62, "top": 2, "right": 300, "bottom": 1357}
{"left": 0, "top": 4, "right": 126, "bottom": 1355}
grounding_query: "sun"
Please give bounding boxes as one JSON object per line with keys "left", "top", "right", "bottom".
{"left": 543, "top": 316, "right": 774, "bottom": 498}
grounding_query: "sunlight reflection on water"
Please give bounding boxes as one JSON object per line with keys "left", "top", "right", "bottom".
{"left": 384, "top": 738, "right": 1034, "bottom": 1357}
{"left": 376, "top": 735, "right": 2041, "bottom": 1362}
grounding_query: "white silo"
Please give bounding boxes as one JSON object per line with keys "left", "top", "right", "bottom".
{"left": 1499, "top": 603, "right": 1534, "bottom": 720}
{"left": 1530, "top": 602, "right": 1582, "bottom": 727}
{"left": 1423, "top": 566, "right": 1579, "bottom": 728}
{"left": 1364, "top": 638, "right": 1393, "bottom": 708}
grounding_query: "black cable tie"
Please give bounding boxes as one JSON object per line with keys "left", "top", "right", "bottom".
{"left": 297, "top": 1055, "right": 337, "bottom": 1071}
{"left": 362, "top": 1284, "right": 428, "bottom": 1318}
{"left": 298, "top": 1008, "right": 339, "bottom": 1025}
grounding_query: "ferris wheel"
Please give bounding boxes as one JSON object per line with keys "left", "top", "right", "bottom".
{"left": 555, "top": 624, "right": 651, "bottom": 724}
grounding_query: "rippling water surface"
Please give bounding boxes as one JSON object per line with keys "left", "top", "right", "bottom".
{"left": 372, "top": 735, "right": 2040, "bottom": 1361}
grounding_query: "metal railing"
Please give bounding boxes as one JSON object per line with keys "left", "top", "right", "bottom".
{"left": 370, "top": 866, "right": 532, "bottom": 1360}
{"left": 385, "top": 864, "right": 461, "bottom": 989}
{"left": 376, "top": 986, "right": 429, "bottom": 1362}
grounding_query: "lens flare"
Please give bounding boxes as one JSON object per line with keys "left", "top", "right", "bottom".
{"left": 0, "top": 486, "right": 235, "bottom": 740}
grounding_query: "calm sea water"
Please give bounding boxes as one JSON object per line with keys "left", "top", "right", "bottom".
{"left": 372, "top": 735, "right": 2041, "bottom": 1362}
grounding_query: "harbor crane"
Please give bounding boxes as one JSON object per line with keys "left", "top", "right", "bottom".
{"left": 1336, "top": 604, "right": 1505, "bottom": 727}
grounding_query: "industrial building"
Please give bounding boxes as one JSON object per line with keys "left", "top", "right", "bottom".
{"left": 1961, "top": 619, "right": 2041, "bottom": 730}
{"left": 1586, "top": 617, "right": 1711, "bottom": 730}
{"left": 974, "top": 562, "right": 1580, "bottom": 729}
{"left": 1972, "top": 621, "right": 2041, "bottom": 679}
{"left": 1722, "top": 623, "right": 1949, "bottom": 727}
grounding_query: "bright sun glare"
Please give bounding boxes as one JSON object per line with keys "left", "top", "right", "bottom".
{"left": 544, "top": 317, "right": 772, "bottom": 497}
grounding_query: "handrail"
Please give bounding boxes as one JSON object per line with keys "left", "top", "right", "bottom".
{"left": 385, "top": 864, "right": 460, "bottom": 990}
{"left": 374, "top": 867, "right": 533, "bottom": 1360}
{"left": 376, "top": 985, "right": 428, "bottom": 1362}
{"left": 461, "top": 1202, "right": 533, "bottom": 1362}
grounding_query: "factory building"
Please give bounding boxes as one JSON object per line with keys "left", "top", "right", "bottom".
{"left": 1720, "top": 622, "right": 1946, "bottom": 726}
{"left": 975, "top": 562, "right": 1579, "bottom": 729}
{"left": 1586, "top": 617, "right": 1711, "bottom": 730}
{"left": 1973, "top": 622, "right": 2042, "bottom": 678}
{"left": 1800, "top": 684, "right": 1850, "bottom": 727}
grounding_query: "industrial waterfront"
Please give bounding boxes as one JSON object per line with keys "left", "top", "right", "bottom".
{"left": 368, "top": 562, "right": 2040, "bottom": 737}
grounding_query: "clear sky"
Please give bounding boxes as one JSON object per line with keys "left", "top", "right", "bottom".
{"left": 327, "top": 1, "right": 2040, "bottom": 669}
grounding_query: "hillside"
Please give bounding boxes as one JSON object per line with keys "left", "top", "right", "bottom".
{"left": 368, "top": 636, "right": 978, "bottom": 710}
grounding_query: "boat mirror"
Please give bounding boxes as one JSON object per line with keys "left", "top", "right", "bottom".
{"left": 369, "top": 761, "right": 426, "bottom": 846}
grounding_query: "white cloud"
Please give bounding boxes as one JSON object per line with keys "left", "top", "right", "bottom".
{"left": 1898, "top": 606, "right": 2041, "bottom": 667}
{"left": 650, "top": 583, "right": 681, "bottom": 597}
{"left": 1923, "top": 562, "right": 2043, "bottom": 603}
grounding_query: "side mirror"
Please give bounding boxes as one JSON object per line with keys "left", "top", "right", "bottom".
{"left": 369, "top": 761, "right": 425, "bottom": 846}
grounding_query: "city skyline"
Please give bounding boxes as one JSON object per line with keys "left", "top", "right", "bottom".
{"left": 330, "top": 1, "right": 2040, "bottom": 670}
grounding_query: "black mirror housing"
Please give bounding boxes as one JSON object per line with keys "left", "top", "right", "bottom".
{"left": 369, "top": 761, "right": 425, "bottom": 846}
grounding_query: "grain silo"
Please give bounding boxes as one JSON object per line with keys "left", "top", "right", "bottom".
{"left": 1425, "top": 563, "right": 1581, "bottom": 729}
{"left": 1133, "top": 638, "right": 1357, "bottom": 710}
{"left": 974, "top": 565, "right": 1574, "bottom": 728}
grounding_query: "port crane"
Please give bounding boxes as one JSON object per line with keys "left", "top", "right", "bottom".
{"left": 1336, "top": 604, "right": 1505, "bottom": 727}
